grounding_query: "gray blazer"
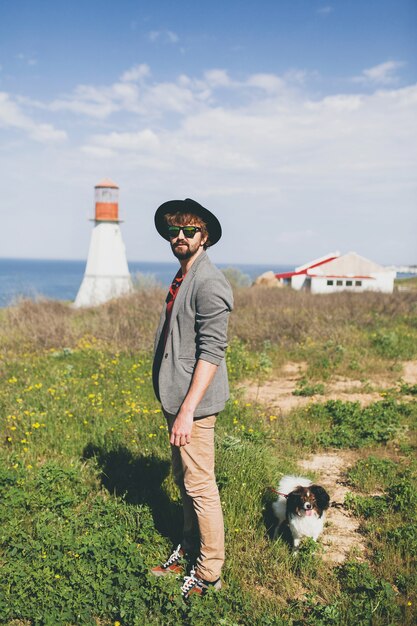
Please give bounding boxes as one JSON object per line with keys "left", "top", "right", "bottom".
{"left": 152, "top": 251, "right": 233, "bottom": 417}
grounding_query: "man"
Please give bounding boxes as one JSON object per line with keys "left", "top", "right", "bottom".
{"left": 151, "top": 198, "right": 233, "bottom": 600}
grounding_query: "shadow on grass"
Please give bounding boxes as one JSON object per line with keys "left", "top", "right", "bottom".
{"left": 83, "top": 443, "right": 182, "bottom": 544}
{"left": 262, "top": 490, "right": 293, "bottom": 548}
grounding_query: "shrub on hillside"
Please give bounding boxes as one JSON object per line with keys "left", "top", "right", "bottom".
{"left": 315, "top": 399, "right": 407, "bottom": 448}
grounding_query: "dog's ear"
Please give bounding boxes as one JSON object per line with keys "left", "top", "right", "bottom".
{"left": 286, "top": 487, "right": 304, "bottom": 513}
{"left": 311, "top": 485, "right": 330, "bottom": 510}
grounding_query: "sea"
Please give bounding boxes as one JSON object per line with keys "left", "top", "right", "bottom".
{"left": 0, "top": 258, "right": 294, "bottom": 308}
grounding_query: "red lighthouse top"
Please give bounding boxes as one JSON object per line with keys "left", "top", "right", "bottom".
{"left": 94, "top": 178, "right": 120, "bottom": 222}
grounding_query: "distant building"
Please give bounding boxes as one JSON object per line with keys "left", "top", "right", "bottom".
{"left": 275, "top": 251, "right": 396, "bottom": 294}
{"left": 74, "top": 179, "right": 133, "bottom": 308}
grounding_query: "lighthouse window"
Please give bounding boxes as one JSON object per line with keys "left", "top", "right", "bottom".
{"left": 327, "top": 280, "right": 333, "bottom": 286}
{"left": 336, "top": 280, "right": 343, "bottom": 286}
{"left": 95, "top": 188, "right": 119, "bottom": 203}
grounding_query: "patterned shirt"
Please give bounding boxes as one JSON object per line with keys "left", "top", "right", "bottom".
{"left": 163, "top": 269, "right": 184, "bottom": 346}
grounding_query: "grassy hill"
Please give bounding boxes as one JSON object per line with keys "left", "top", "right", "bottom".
{"left": 0, "top": 288, "right": 416, "bottom": 625}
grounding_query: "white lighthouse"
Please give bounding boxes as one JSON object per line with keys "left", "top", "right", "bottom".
{"left": 74, "top": 178, "right": 133, "bottom": 308}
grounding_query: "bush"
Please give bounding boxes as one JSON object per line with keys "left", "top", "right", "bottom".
{"left": 370, "top": 329, "right": 417, "bottom": 360}
{"left": 293, "top": 378, "right": 325, "bottom": 396}
{"left": 387, "top": 523, "right": 417, "bottom": 557}
{"left": 344, "top": 492, "right": 388, "bottom": 519}
{"left": 346, "top": 456, "right": 398, "bottom": 492}
{"left": 337, "top": 561, "right": 401, "bottom": 624}
{"left": 132, "top": 272, "right": 162, "bottom": 290}
{"left": 313, "top": 399, "right": 405, "bottom": 448}
{"left": 387, "top": 477, "right": 417, "bottom": 514}
{"left": 221, "top": 267, "right": 251, "bottom": 289}
{"left": 400, "top": 381, "right": 417, "bottom": 396}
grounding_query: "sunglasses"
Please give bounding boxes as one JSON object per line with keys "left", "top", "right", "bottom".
{"left": 167, "top": 225, "right": 202, "bottom": 239}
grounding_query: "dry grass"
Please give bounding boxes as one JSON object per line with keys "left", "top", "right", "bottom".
{"left": 230, "top": 287, "right": 417, "bottom": 348}
{"left": 1, "top": 286, "right": 416, "bottom": 360}
{"left": 1, "top": 290, "right": 165, "bottom": 354}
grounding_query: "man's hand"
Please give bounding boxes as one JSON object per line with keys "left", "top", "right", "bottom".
{"left": 170, "top": 408, "right": 194, "bottom": 447}
{"left": 170, "top": 359, "right": 218, "bottom": 447}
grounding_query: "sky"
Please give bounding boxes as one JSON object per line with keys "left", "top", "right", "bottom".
{"left": 0, "top": 0, "right": 416, "bottom": 266}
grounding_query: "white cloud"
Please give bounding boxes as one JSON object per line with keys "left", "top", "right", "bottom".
{"left": 120, "top": 63, "right": 151, "bottom": 83}
{"left": 17, "top": 53, "right": 37, "bottom": 66}
{"left": 307, "top": 94, "right": 363, "bottom": 111}
{"left": 77, "top": 73, "right": 416, "bottom": 198}
{"left": 354, "top": 60, "right": 405, "bottom": 85}
{"left": 0, "top": 92, "right": 66, "bottom": 142}
{"left": 167, "top": 31, "right": 179, "bottom": 44}
{"left": 42, "top": 66, "right": 306, "bottom": 123}
{"left": 50, "top": 85, "right": 116, "bottom": 118}
{"left": 47, "top": 67, "right": 210, "bottom": 119}
{"left": 1, "top": 64, "right": 416, "bottom": 264}
{"left": 317, "top": 6, "right": 333, "bottom": 16}
{"left": 148, "top": 30, "right": 179, "bottom": 44}
{"left": 203, "top": 69, "right": 232, "bottom": 88}
{"left": 28, "top": 122, "right": 67, "bottom": 142}
{"left": 89, "top": 129, "right": 160, "bottom": 152}
{"left": 246, "top": 73, "right": 285, "bottom": 94}
{"left": 60, "top": 65, "right": 416, "bottom": 188}
{"left": 81, "top": 145, "right": 115, "bottom": 158}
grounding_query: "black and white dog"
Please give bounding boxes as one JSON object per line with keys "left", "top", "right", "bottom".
{"left": 272, "top": 476, "right": 330, "bottom": 551}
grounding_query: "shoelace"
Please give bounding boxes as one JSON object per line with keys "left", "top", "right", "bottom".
{"left": 180, "top": 567, "right": 200, "bottom": 594}
{"left": 163, "top": 544, "right": 182, "bottom": 568}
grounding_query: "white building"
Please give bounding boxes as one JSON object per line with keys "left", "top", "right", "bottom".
{"left": 74, "top": 179, "right": 133, "bottom": 308}
{"left": 276, "top": 252, "right": 396, "bottom": 294}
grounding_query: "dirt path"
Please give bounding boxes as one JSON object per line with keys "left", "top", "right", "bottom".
{"left": 246, "top": 361, "right": 417, "bottom": 564}
{"left": 402, "top": 360, "right": 417, "bottom": 384}
{"left": 298, "top": 452, "right": 366, "bottom": 564}
{"left": 241, "top": 360, "right": 417, "bottom": 416}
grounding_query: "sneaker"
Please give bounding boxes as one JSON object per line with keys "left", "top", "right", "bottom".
{"left": 180, "top": 567, "right": 222, "bottom": 600}
{"left": 151, "top": 544, "right": 186, "bottom": 577}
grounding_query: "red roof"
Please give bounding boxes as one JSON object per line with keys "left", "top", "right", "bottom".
{"left": 276, "top": 255, "right": 339, "bottom": 279}
{"left": 309, "top": 274, "right": 375, "bottom": 279}
{"left": 95, "top": 178, "right": 119, "bottom": 189}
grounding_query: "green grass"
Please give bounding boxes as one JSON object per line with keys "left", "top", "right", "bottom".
{"left": 395, "top": 276, "right": 417, "bottom": 291}
{"left": 0, "top": 292, "right": 416, "bottom": 624}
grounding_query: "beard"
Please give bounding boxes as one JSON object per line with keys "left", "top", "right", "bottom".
{"left": 171, "top": 239, "right": 200, "bottom": 260}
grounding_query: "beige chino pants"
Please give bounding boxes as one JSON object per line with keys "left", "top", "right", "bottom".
{"left": 164, "top": 412, "right": 224, "bottom": 582}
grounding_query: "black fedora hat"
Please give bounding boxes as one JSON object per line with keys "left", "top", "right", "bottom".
{"left": 154, "top": 198, "right": 222, "bottom": 246}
